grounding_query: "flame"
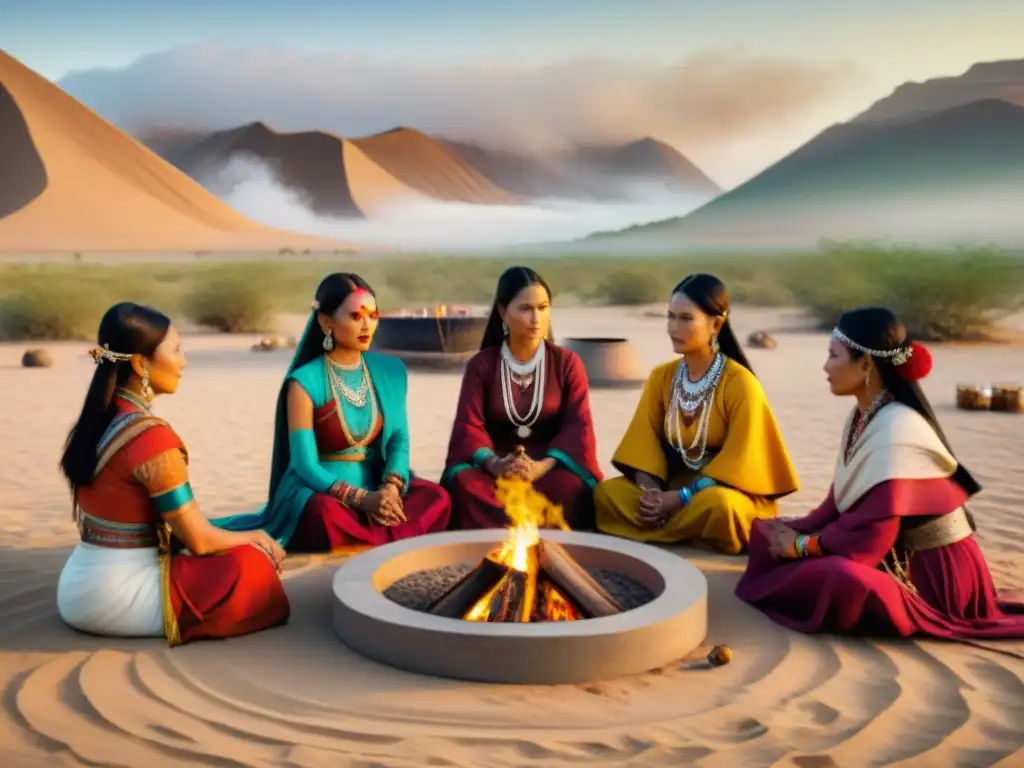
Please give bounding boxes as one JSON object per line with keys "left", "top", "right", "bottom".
{"left": 463, "top": 476, "right": 575, "bottom": 622}
{"left": 435, "top": 304, "right": 448, "bottom": 317}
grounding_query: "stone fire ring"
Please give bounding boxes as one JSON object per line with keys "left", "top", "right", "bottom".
{"left": 331, "top": 529, "right": 708, "bottom": 685}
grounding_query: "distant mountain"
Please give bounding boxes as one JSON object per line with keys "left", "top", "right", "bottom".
{"left": 439, "top": 137, "right": 720, "bottom": 201}
{"left": 154, "top": 122, "right": 517, "bottom": 218}
{"left": 587, "top": 97, "right": 1024, "bottom": 249}
{"left": 852, "top": 59, "right": 1024, "bottom": 125}
{"left": 0, "top": 52, "right": 340, "bottom": 252}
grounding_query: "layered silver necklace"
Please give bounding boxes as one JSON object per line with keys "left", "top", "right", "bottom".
{"left": 500, "top": 340, "right": 546, "bottom": 439}
{"left": 326, "top": 357, "right": 369, "bottom": 407}
{"left": 666, "top": 353, "right": 725, "bottom": 471}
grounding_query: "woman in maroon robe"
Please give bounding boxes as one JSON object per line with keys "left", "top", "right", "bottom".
{"left": 736, "top": 307, "right": 1024, "bottom": 639}
{"left": 442, "top": 267, "right": 603, "bottom": 530}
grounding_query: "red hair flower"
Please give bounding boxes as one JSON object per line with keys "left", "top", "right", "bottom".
{"left": 897, "top": 341, "right": 932, "bottom": 381}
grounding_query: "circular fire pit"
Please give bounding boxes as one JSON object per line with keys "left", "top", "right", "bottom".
{"left": 563, "top": 337, "right": 646, "bottom": 389}
{"left": 373, "top": 307, "right": 487, "bottom": 369}
{"left": 331, "top": 529, "right": 707, "bottom": 684}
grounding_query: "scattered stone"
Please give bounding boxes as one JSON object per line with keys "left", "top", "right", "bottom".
{"left": 707, "top": 644, "right": 733, "bottom": 666}
{"left": 991, "top": 385, "right": 1023, "bottom": 414}
{"left": 384, "top": 562, "right": 656, "bottom": 614}
{"left": 21, "top": 349, "right": 54, "bottom": 368}
{"left": 747, "top": 331, "right": 777, "bottom": 350}
{"left": 956, "top": 385, "right": 992, "bottom": 411}
{"left": 251, "top": 334, "right": 292, "bottom": 352}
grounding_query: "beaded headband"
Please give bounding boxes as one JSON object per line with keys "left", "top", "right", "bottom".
{"left": 88, "top": 343, "right": 133, "bottom": 365}
{"left": 831, "top": 327, "right": 912, "bottom": 366}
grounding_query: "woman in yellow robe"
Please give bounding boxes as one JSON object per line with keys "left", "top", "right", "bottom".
{"left": 594, "top": 274, "right": 798, "bottom": 553}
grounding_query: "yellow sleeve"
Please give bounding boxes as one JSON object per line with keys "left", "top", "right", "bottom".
{"left": 610, "top": 360, "right": 676, "bottom": 483}
{"left": 702, "top": 362, "right": 799, "bottom": 498}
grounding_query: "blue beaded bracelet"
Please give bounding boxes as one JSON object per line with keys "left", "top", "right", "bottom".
{"left": 677, "top": 477, "right": 716, "bottom": 507}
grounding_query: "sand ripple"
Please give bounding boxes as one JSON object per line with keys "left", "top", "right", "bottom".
{"left": 3, "top": 310, "right": 1024, "bottom": 766}
{"left": 1, "top": 550, "right": 1022, "bottom": 768}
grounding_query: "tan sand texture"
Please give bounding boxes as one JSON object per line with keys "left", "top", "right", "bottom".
{"left": 0, "top": 52, "right": 354, "bottom": 253}
{"left": 1, "top": 307, "right": 1022, "bottom": 766}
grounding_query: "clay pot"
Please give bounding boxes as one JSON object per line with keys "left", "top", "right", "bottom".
{"left": 563, "top": 338, "right": 646, "bottom": 389}
{"left": 21, "top": 348, "right": 54, "bottom": 368}
{"left": 990, "top": 386, "right": 1023, "bottom": 414}
{"left": 375, "top": 313, "right": 487, "bottom": 354}
{"left": 746, "top": 331, "right": 777, "bottom": 350}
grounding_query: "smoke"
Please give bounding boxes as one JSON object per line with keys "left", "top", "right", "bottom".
{"left": 200, "top": 155, "right": 705, "bottom": 250}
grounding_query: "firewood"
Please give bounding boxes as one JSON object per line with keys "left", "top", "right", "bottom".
{"left": 537, "top": 540, "right": 623, "bottom": 618}
{"left": 426, "top": 556, "right": 510, "bottom": 618}
{"left": 486, "top": 569, "right": 533, "bottom": 622}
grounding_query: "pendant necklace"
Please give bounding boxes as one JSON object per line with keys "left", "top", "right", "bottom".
{"left": 500, "top": 340, "right": 545, "bottom": 439}
{"left": 666, "top": 353, "right": 725, "bottom": 471}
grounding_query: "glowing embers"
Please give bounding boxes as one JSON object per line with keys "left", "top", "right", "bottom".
{"left": 427, "top": 476, "right": 622, "bottom": 623}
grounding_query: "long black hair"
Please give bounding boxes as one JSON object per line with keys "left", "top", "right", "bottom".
{"left": 60, "top": 302, "right": 171, "bottom": 491}
{"left": 267, "top": 272, "right": 376, "bottom": 499}
{"left": 836, "top": 307, "right": 981, "bottom": 500}
{"left": 479, "top": 266, "right": 555, "bottom": 350}
{"left": 672, "top": 273, "right": 752, "bottom": 373}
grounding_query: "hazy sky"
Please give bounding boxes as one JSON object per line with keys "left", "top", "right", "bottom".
{"left": 3, "top": 0, "right": 1022, "bottom": 185}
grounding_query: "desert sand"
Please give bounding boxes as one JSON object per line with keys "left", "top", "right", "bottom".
{"left": 1, "top": 306, "right": 1022, "bottom": 768}
{"left": 0, "top": 53, "right": 352, "bottom": 253}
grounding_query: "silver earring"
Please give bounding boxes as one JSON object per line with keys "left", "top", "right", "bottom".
{"left": 502, "top": 321, "right": 509, "bottom": 336}
{"left": 709, "top": 335, "right": 719, "bottom": 353}
{"left": 322, "top": 331, "right": 334, "bottom": 351}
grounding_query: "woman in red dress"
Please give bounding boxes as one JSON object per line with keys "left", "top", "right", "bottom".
{"left": 442, "top": 266, "right": 603, "bottom": 529}
{"left": 56, "top": 303, "right": 290, "bottom": 646}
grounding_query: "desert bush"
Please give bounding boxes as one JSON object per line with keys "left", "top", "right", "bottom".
{"left": 590, "top": 269, "right": 665, "bottom": 306}
{"left": 0, "top": 285, "right": 109, "bottom": 341}
{"left": 788, "top": 244, "right": 1024, "bottom": 340}
{"left": 182, "top": 276, "right": 279, "bottom": 333}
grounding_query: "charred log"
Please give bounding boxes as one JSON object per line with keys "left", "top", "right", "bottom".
{"left": 538, "top": 540, "right": 623, "bottom": 618}
{"left": 426, "top": 556, "right": 510, "bottom": 618}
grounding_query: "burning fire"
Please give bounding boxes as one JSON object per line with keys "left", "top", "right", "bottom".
{"left": 463, "top": 476, "right": 580, "bottom": 623}
{"left": 435, "top": 304, "right": 448, "bottom": 318}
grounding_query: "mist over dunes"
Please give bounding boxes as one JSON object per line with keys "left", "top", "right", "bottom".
{"left": 0, "top": 52, "right": 348, "bottom": 253}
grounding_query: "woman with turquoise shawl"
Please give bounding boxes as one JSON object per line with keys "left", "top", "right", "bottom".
{"left": 212, "top": 273, "right": 451, "bottom": 551}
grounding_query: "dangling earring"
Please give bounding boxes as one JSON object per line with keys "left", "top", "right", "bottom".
{"left": 502, "top": 320, "right": 509, "bottom": 337}
{"left": 322, "top": 330, "right": 334, "bottom": 351}
{"left": 709, "top": 335, "right": 719, "bottom": 353}
{"left": 141, "top": 366, "right": 155, "bottom": 404}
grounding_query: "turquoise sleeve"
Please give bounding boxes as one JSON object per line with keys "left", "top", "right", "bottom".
{"left": 288, "top": 429, "right": 338, "bottom": 493}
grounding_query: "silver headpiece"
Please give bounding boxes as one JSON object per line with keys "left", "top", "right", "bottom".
{"left": 88, "top": 343, "right": 133, "bottom": 365}
{"left": 832, "top": 327, "right": 912, "bottom": 366}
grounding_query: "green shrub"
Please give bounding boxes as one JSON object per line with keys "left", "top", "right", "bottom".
{"left": 591, "top": 269, "right": 665, "bottom": 306}
{"left": 0, "top": 285, "right": 109, "bottom": 340}
{"left": 182, "top": 277, "right": 279, "bottom": 332}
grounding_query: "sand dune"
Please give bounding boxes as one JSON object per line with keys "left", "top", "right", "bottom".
{"left": 439, "top": 136, "right": 721, "bottom": 201}
{"left": 1, "top": 306, "right": 1023, "bottom": 767}
{"left": 0, "top": 53, "right": 351, "bottom": 252}
{"left": 164, "top": 123, "right": 517, "bottom": 218}
{"left": 171, "top": 121, "right": 425, "bottom": 218}
{"left": 351, "top": 127, "right": 518, "bottom": 206}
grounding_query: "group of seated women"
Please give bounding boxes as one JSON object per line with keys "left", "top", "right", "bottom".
{"left": 55, "top": 267, "right": 1024, "bottom": 650}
